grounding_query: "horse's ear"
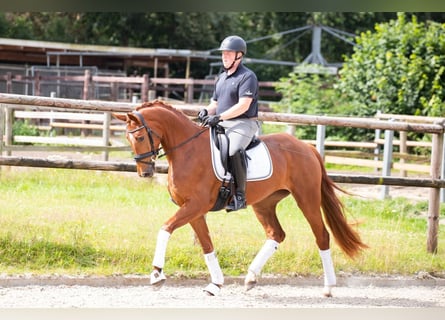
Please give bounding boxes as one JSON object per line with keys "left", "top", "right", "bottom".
{"left": 127, "top": 113, "right": 141, "bottom": 124}
{"left": 112, "top": 112, "right": 128, "bottom": 122}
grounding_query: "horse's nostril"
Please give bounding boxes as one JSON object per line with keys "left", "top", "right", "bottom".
{"left": 141, "top": 171, "right": 154, "bottom": 178}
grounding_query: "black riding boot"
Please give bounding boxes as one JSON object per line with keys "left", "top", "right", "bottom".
{"left": 226, "top": 150, "right": 247, "bottom": 212}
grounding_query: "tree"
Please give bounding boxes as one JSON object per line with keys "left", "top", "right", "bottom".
{"left": 273, "top": 65, "right": 365, "bottom": 141}
{"left": 337, "top": 13, "right": 445, "bottom": 117}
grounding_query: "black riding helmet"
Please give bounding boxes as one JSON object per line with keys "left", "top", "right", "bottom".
{"left": 218, "top": 35, "right": 247, "bottom": 56}
{"left": 218, "top": 35, "right": 247, "bottom": 71}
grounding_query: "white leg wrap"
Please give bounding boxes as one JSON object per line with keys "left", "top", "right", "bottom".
{"left": 203, "top": 283, "right": 221, "bottom": 296}
{"left": 248, "top": 239, "right": 279, "bottom": 275}
{"left": 204, "top": 251, "right": 224, "bottom": 285}
{"left": 152, "top": 229, "right": 171, "bottom": 269}
{"left": 319, "top": 249, "right": 336, "bottom": 287}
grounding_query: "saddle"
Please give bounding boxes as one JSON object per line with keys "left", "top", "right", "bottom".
{"left": 211, "top": 125, "right": 261, "bottom": 175}
{"left": 209, "top": 125, "right": 273, "bottom": 211}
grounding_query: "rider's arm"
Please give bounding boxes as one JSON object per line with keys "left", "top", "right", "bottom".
{"left": 219, "top": 97, "right": 253, "bottom": 120}
{"left": 206, "top": 99, "right": 218, "bottom": 115}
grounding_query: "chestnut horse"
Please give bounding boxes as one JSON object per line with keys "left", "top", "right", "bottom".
{"left": 113, "top": 100, "right": 367, "bottom": 297}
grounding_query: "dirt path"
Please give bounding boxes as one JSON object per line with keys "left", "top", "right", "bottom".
{"left": 0, "top": 275, "right": 444, "bottom": 308}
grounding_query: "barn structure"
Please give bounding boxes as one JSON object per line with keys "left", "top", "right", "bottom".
{"left": 0, "top": 25, "right": 355, "bottom": 101}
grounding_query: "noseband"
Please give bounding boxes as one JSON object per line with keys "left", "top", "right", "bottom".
{"left": 128, "top": 111, "right": 162, "bottom": 164}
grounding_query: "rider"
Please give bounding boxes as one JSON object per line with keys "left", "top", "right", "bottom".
{"left": 198, "top": 35, "right": 260, "bottom": 211}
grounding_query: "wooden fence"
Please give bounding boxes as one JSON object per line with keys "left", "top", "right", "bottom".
{"left": 0, "top": 70, "right": 279, "bottom": 103}
{"left": 2, "top": 101, "right": 437, "bottom": 173}
{"left": 0, "top": 93, "right": 443, "bottom": 254}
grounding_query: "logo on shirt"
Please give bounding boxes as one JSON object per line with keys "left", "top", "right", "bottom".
{"left": 244, "top": 90, "right": 253, "bottom": 96}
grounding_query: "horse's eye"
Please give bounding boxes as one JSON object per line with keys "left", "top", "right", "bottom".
{"left": 137, "top": 136, "right": 145, "bottom": 142}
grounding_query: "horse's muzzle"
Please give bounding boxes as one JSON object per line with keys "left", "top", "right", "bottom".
{"left": 138, "top": 162, "right": 155, "bottom": 178}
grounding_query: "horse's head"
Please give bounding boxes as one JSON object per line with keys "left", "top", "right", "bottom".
{"left": 113, "top": 110, "right": 162, "bottom": 178}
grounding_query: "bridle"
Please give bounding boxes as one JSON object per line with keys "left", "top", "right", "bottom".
{"left": 128, "top": 111, "right": 162, "bottom": 165}
{"left": 128, "top": 110, "right": 207, "bottom": 164}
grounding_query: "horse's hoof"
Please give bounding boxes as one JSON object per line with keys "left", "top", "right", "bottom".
{"left": 151, "top": 279, "right": 165, "bottom": 291}
{"left": 203, "top": 283, "right": 222, "bottom": 296}
{"left": 150, "top": 269, "right": 167, "bottom": 290}
{"left": 245, "top": 280, "right": 257, "bottom": 291}
{"left": 323, "top": 286, "right": 333, "bottom": 297}
{"left": 244, "top": 270, "right": 257, "bottom": 291}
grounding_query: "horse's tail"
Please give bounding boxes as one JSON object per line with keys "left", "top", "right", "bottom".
{"left": 312, "top": 148, "right": 368, "bottom": 259}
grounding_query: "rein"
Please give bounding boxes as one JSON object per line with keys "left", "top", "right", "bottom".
{"left": 158, "top": 127, "right": 207, "bottom": 158}
{"left": 130, "top": 110, "right": 207, "bottom": 161}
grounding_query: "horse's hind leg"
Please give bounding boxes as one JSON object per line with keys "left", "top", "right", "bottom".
{"left": 246, "top": 191, "right": 288, "bottom": 291}
{"left": 189, "top": 216, "right": 224, "bottom": 296}
{"left": 292, "top": 189, "right": 336, "bottom": 297}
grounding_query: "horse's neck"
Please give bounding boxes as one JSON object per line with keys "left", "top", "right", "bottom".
{"left": 156, "top": 109, "right": 205, "bottom": 156}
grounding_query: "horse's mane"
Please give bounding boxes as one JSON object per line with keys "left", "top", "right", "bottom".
{"left": 135, "top": 99, "right": 197, "bottom": 125}
{"left": 136, "top": 99, "right": 175, "bottom": 112}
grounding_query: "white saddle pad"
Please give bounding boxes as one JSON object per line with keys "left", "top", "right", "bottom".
{"left": 210, "top": 135, "right": 273, "bottom": 182}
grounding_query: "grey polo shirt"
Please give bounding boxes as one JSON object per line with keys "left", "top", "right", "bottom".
{"left": 212, "top": 63, "right": 259, "bottom": 119}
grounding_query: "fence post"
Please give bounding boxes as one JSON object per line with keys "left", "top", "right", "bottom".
{"left": 286, "top": 125, "right": 296, "bottom": 136}
{"left": 427, "top": 130, "right": 444, "bottom": 254}
{"left": 186, "top": 79, "right": 194, "bottom": 104}
{"left": 49, "top": 92, "right": 57, "bottom": 130}
{"left": 83, "top": 69, "right": 91, "bottom": 100}
{"left": 399, "top": 131, "right": 407, "bottom": 177}
{"left": 34, "top": 71, "right": 40, "bottom": 96}
{"left": 141, "top": 74, "right": 149, "bottom": 102}
{"left": 373, "top": 128, "right": 381, "bottom": 173}
{"left": 102, "top": 112, "right": 111, "bottom": 161}
{"left": 316, "top": 124, "right": 326, "bottom": 159}
{"left": 0, "top": 104, "right": 4, "bottom": 156}
{"left": 380, "top": 125, "right": 394, "bottom": 199}
{"left": 441, "top": 137, "right": 445, "bottom": 203}
{"left": 4, "top": 106, "right": 12, "bottom": 156}
{"left": 148, "top": 90, "right": 156, "bottom": 101}
{"left": 6, "top": 72, "right": 12, "bottom": 93}
{"left": 110, "top": 82, "right": 118, "bottom": 101}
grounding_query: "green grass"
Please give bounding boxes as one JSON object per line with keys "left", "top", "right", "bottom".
{"left": 0, "top": 167, "right": 444, "bottom": 278}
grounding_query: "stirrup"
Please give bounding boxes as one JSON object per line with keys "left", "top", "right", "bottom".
{"left": 226, "top": 193, "right": 246, "bottom": 212}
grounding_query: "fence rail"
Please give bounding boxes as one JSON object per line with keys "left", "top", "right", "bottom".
{"left": 0, "top": 93, "right": 443, "bottom": 253}
{"left": 1, "top": 156, "right": 444, "bottom": 188}
{"left": 0, "top": 71, "right": 279, "bottom": 103}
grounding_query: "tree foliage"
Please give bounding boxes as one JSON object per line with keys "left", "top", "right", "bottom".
{"left": 273, "top": 13, "right": 445, "bottom": 141}
{"left": 1, "top": 12, "right": 444, "bottom": 106}
{"left": 273, "top": 66, "right": 364, "bottom": 140}
{"left": 337, "top": 13, "right": 445, "bottom": 117}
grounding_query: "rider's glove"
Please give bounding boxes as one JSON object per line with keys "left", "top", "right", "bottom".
{"left": 197, "top": 109, "right": 208, "bottom": 123}
{"left": 203, "top": 115, "right": 221, "bottom": 127}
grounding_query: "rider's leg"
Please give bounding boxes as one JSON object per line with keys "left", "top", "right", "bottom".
{"left": 226, "top": 149, "right": 247, "bottom": 211}
{"left": 221, "top": 119, "right": 259, "bottom": 212}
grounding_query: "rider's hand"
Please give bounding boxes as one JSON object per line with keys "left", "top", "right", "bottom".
{"left": 198, "top": 109, "right": 208, "bottom": 123}
{"left": 203, "top": 115, "right": 221, "bottom": 127}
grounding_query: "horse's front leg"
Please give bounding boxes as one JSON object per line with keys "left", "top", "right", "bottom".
{"left": 150, "top": 202, "right": 220, "bottom": 293}
{"left": 189, "top": 216, "right": 224, "bottom": 296}
{"left": 149, "top": 202, "right": 203, "bottom": 289}
{"left": 150, "top": 228, "right": 170, "bottom": 289}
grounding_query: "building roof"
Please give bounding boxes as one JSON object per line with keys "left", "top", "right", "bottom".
{"left": 0, "top": 37, "right": 216, "bottom": 70}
